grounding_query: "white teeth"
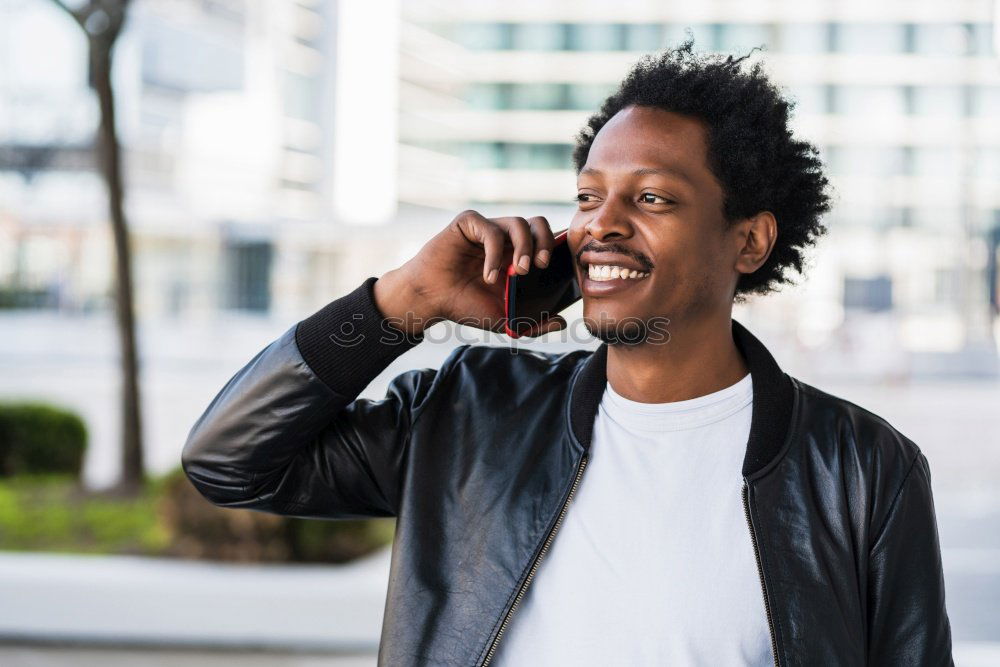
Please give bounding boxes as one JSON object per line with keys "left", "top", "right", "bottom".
{"left": 587, "top": 264, "right": 650, "bottom": 282}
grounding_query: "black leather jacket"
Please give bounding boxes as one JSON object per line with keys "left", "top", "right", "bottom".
{"left": 182, "top": 277, "right": 954, "bottom": 666}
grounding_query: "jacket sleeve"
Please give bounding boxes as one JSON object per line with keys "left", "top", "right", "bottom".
{"left": 181, "top": 276, "right": 443, "bottom": 520}
{"left": 866, "top": 451, "right": 954, "bottom": 666}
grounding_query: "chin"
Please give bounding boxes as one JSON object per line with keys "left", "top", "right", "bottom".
{"left": 582, "top": 308, "right": 672, "bottom": 347}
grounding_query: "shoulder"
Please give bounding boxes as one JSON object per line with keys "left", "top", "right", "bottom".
{"left": 789, "top": 376, "right": 920, "bottom": 461}
{"left": 436, "top": 343, "right": 594, "bottom": 399}
{"left": 444, "top": 343, "right": 593, "bottom": 372}
{"left": 787, "top": 376, "right": 927, "bottom": 526}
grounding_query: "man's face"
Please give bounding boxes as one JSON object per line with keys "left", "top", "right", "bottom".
{"left": 568, "top": 104, "right": 739, "bottom": 344}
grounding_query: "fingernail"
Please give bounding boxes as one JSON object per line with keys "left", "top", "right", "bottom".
{"left": 518, "top": 255, "right": 531, "bottom": 271}
{"left": 487, "top": 268, "right": 498, "bottom": 283}
{"left": 536, "top": 249, "right": 550, "bottom": 267}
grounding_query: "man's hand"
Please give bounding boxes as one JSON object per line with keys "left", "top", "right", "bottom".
{"left": 373, "top": 210, "right": 568, "bottom": 338}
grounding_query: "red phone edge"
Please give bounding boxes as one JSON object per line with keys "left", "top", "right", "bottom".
{"left": 503, "top": 229, "right": 569, "bottom": 339}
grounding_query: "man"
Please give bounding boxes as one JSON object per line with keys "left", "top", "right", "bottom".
{"left": 182, "top": 40, "right": 953, "bottom": 666}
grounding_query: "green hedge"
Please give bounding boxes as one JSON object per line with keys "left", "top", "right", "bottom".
{"left": 0, "top": 402, "right": 87, "bottom": 477}
{"left": 0, "top": 473, "right": 169, "bottom": 555}
{"left": 159, "top": 466, "right": 395, "bottom": 563}
{"left": 0, "top": 460, "right": 394, "bottom": 563}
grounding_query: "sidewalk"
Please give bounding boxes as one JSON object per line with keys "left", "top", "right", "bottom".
{"left": 0, "top": 547, "right": 390, "bottom": 654}
{"left": 1, "top": 545, "right": 998, "bottom": 665}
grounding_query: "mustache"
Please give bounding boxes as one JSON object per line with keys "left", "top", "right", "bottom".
{"left": 576, "top": 241, "right": 655, "bottom": 272}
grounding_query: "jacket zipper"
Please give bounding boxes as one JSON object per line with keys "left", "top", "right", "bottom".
{"left": 480, "top": 452, "right": 589, "bottom": 667}
{"left": 742, "top": 478, "right": 780, "bottom": 667}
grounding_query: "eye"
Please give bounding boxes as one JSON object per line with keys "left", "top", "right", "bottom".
{"left": 574, "top": 193, "right": 598, "bottom": 204}
{"left": 639, "top": 193, "right": 674, "bottom": 205}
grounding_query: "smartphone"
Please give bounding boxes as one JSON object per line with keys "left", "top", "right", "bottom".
{"left": 504, "top": 229, "right": 582, "bottom": 338}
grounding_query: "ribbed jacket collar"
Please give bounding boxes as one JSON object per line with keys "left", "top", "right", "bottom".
{"left": 567, "top": 319, "right": 796, "bottom": 478}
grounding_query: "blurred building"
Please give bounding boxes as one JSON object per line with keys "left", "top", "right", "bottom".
{"left": 1, "top": 0, "right": 999, "bottom": 378}
{"left": 400, "top": 0, "right": 1000, "bottom": 377}
{"left": 0, "top": 0, "right": 417, "bottom": 325}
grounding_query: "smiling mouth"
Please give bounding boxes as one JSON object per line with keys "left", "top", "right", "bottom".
{"left": 586, "top": 264, "right": 650, "bottom": 282}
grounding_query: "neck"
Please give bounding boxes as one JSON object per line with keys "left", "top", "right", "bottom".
{"left": 605, "top": 311, "right": 749, "bottom": 403}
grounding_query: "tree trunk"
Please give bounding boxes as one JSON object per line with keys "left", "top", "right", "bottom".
{"left": 90, "top": 37, "right": 144, "bottom": 496}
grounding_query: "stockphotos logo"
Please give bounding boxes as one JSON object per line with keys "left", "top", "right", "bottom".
{"left": 326, "top": 312, "right": 672, "bottom": 350}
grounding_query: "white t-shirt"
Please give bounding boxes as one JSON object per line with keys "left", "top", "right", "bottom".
{"left": 490, "top": 370, "right": 774, "bottom": 666}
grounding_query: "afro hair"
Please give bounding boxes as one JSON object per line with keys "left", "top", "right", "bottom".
{"left": 571, "top": 35, "right": 834, "bottom": 303}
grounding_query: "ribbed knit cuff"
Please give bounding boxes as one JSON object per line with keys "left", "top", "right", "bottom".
{"left": 294, "top": 276, "right": 423, "bottom": 397}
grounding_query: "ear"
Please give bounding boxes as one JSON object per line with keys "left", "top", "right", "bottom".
{"left": 733, "top": 211, "right": 777, "bottom": 276}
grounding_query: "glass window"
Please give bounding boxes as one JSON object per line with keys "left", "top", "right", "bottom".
{"left": 566, "top": 24, "right": 627, "bottom": 51}
{"left": 464, "top": 143, "right": 574, "bottom": 169}
{"left": 974, "top": 148, "right": 1000, "bottom": 180}
{"left": 901, "top": 146, "right": 916, "bottom": 176}
{"left": 455, "top": 23, "right": 513, "bottom": 50}
{"left": 717, "top": 24, "right": 771, "bottom": 54}
{"left": 465, "top": 83, "right": 511, "bottom": 110}
{"left": 504, "top": 143, "right": 529, "bottom": 169}
{"left": 566, "top": 83, "right": 616, "bottom": 110}
{"left": 895, "top": 207, "right": 914, "bottom": 228}
{"left": 223, "top": 240, "right": 273, "bottom": 312}
{"left": 972, "top": 86, "right": 1000, "bottom": 116}
{"left": 843, "top": 275, "right": 893, "bottom": 311}
{"left": 829, "top": 146, "right": 906, "bottom": 177}
{"left": 535, "top": 144, "right": 574, "bottom": 169}
{"left": 824, "top": 146, "right": 843, "bottom": 173}
{"left": 832, "top": 23, "right": 906, "bottom": 54}
{"left": 142, "top": 18, "right": 244, "bottom": 91}
{"left": 912, "top": 86, "right": 965, "bottom": 116}
{"left": 912, "top": 205, "right": 962, "bottom": 230}
{"left": 503, "top": 143, "right": 573, "bottom": 169}
{"left": 777, "top": 23, "right": 831, "bottom": 53}
{"left": 786, "top": 84, "right": 827, "bottom": 115}
{"left": 833, "top": 206, "right": 893, "bottom": 228}
{"left": 421, "top": 23, "right": 455, "bottom": 42}
{"left": 508, "top": 84, "right": 567, "bottom": 110}
{"left": 933, "top": 268, "right": 963, "bottom": 304}
{"left": 814, "top": 144, "right": 833, "bottom": 170}
{"left": 968, "top": 23, "right": 995, "bottom": 56}
{"left": 912, "top": 24, "right": 969, "bottom": 56}
{"left": 663, "top": 24, "right": 717, "bottom": 51}
{"left": 465, "top": 142, "right": 504, "bottom": 169}
{"left": 283, "top": 72, "right": 319, "bottom": 121}
{"left": 913, "top": 147, "right": 963, "bottom": 176}
{"left": 625, "top": 24, "right": 664, "bottom": 51}
{"left": 511, "top": 23, "right": 566, "bottom": 50}
{"left": 466, "top": 84, "right": 570, "bottom": 111}
{"left": 832, "top": 85, "right": 907, "bottom": 116}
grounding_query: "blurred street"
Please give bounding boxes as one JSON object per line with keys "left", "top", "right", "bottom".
{"left": 1, "top": 311, "right": 998, "bottom": 664}
{"left": 3, "top": 1, "right": 1000, "bottom": 661}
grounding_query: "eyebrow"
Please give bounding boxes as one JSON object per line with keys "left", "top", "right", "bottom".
{"left": 579, "top": 166, "right": 693, "bottom": 184}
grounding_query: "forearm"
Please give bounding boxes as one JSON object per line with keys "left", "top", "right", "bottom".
{"left": 372, "top": 266, "right": 445, "bottom": 338}
{"left": 181, "top": 277, "right": 422, "bottom": 510}
{"left": 296, "top": 275, "right": 426, "bottom": 397}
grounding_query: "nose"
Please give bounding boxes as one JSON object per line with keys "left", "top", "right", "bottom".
{"left": 584, "top": 197, "right": 634, "bottom": 243}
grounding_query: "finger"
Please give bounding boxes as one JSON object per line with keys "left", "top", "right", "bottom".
{"left": 456, "top": 211, "right": 507, "bottom": 284}
{"left": 527, "top": 216, "right": 556, "bottom": 268}
{"left": 479, "top": 222, "right": 506, "bottom": 284}
{"left": 492, "top": 216, "right": 534, "bottom": 276}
